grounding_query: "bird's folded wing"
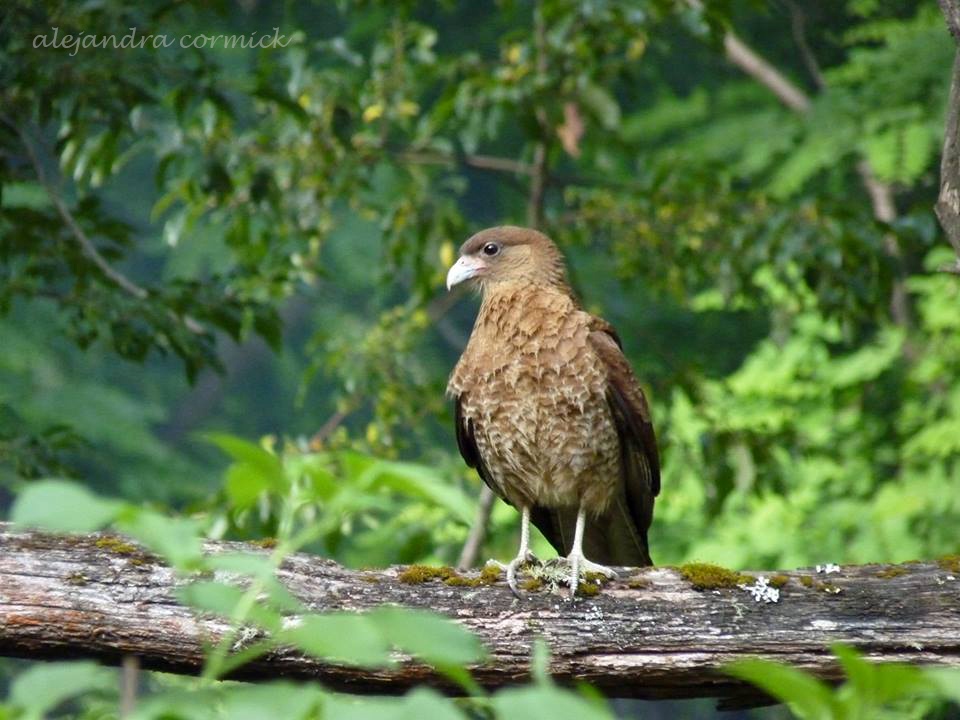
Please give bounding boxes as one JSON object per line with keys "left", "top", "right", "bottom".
{"left": 454, "top": 395, "right": 505, "bottom": 503}
{"left": 587, "top": 318, "right": 661, "bottom": 501}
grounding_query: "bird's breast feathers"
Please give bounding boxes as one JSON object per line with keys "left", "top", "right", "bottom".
{"left": 448, "top": 286, "right": 619, "bottom": 508}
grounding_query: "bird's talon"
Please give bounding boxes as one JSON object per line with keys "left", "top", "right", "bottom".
{"left": 557, "top": 554, "right": 619, "bottom": 598}
{"left": 491, "top": 552, "right": 540, "bottom": 597}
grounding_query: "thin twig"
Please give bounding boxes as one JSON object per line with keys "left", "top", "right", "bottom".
{"left": 4, "top": 118, "right": 149, "bottom": 301}
{"left": 395, "top": 149, "right": 531, "bottom": 176}
{"left": 722, "top": 32, "right": 811, "bottom": 113}
{"left": 788, "top": 2, "right": 826, "bottom": 91}
{"left": 310, "top": 407, "right": 352, "bottom": 447}
{"left": 119, "top": 654, "right": 139, "bottom": 718}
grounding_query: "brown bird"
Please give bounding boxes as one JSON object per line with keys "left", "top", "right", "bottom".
{"left": 446, "top": 226, "right": 660, "bottom": 596}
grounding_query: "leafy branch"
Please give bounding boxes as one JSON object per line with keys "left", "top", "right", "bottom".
{"left": 0, "top": 115, "right": 207, "bottom": 335}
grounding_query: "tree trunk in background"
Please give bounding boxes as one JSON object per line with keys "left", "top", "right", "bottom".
{"left": 937, "top": 1, "right": 960, "bottom": 273}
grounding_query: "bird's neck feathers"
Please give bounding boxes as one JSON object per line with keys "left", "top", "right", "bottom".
{"left": 474, "top": 281, "right": 578, "bottom": 337}
{"left": 479, "top": 279, "right": 569, "bottom": 309}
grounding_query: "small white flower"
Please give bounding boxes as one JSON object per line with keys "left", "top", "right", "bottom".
{"left": 816, "top": 563, "right": 840, "bottom": 574}
{"left": 740, "top": 576, "right": 780, "bottom": 604}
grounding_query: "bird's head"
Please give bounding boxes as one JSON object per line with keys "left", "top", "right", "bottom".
{"left": 445, "top": 226, "right": 569, "bottom": 292}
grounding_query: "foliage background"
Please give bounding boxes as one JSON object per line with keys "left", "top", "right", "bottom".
{"left": 1, "top": 0, "right": 959, "bottom": 717}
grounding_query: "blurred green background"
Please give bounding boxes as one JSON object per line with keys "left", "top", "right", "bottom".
{"left": 1, "top": 0, "right": 959, "bottom": 717}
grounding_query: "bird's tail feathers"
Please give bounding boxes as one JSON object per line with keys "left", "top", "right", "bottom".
{"left": 533, "top": 500, "right": 652, "bottom": 568}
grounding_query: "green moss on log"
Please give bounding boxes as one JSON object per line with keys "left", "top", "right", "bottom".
{"left": 397, "top": 565, "right": 458, "bottom": 584}
{"left": 678, "top": 563, "right": 753, "bottom": 590}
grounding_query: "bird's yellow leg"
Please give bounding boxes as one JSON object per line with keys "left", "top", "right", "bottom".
{"left": 565, "top": 505, "right": 618, "bottom": 598}
{"left": 488, "top": 506, "right": 538, "bottom": 597}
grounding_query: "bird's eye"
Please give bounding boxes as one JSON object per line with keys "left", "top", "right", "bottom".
{"left": 482, "top": 242, "right": 500, "bottom": 257}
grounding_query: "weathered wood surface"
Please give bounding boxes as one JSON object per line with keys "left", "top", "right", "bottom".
{"left": 0, "top": 526, "right": 958, "bottom": 702}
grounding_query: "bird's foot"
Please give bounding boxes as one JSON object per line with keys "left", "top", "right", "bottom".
{"left": 548, "top": 554, "right": 618, "bottom": 599}
{"left": 487, "top": 551, "right": 540, "bottom": 598}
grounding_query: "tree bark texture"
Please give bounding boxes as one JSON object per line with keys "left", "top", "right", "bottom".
{"left": 935, "top": 6, "right": 960, "bottom": 272}
{"left": 934, "top": 43, "right": 960, "bottom": 273}
{"left": 0, "top": 528, "right": 958, "bottom": 703}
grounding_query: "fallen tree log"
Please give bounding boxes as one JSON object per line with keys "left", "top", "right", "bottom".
{"left": 0, "top": 526, "right": 958, "bottom": 703}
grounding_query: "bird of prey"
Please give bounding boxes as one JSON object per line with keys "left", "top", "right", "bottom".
{"left": 445, "top": 226, "right": 660, "bottom": 596}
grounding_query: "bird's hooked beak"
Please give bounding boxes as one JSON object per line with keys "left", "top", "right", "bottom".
{"left": 446, "top": 255, "right": 486, "bottom": 290}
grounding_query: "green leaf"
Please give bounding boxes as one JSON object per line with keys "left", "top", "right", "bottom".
{"left": 923, "top": 667, "right": 960, "bottom": 704}
{"left": 1, "top": 182, "right": 50, "bottom": 210}
{"left": 903, "top": 418, "right": 960, "bottom": 460}
{"left": 725, "top": 658, "right": 837, "bottom": 720}
{"left": 178, "top": 580, "right": 244, "bottom": 614}
{"left": 861, "top": 122, "right": 934, "bottom": 184}
{"left": 220, "top": 683, "right": 324, "bottom": 720}
{"left": 491, "top": 685, "right": 613, "bottom": 720}
{"left": 262, "top": 576, "right": 306, "bottom": 613}
{"left": 225, "top": 463, "right": 277, "bottom": 509}
{"left": 768, "top": 131, "right": 844, "bottom": 198}
{"left": 359, "top": 459, "right": 475, "bottom": 525}
{"left": 10, "top": 661, "right": 115, "bottom": 720}
{"left": 290, "top": 453, "right": 339, "bottom": 501}
{"left": 202, "top": 432, "right": 287, "bottom": 509}
{"left": 820, "top": 328, "right": 903, "bottom": 388}
{"left": 323, "top": 688, "right": 466, "bottom": 720}
{"left": 11, "top": 479, "right": 123, "bottom": 532}
{"left": 205, "top": 552, "right": 276, "bottom": 579}
{"left": 129, "top": 688, "right": 222, "bottom": 720}
{"left": 280, "top": 613, "right": 393, "bottom": 666}
{"left": 202, "top": 433, "right": 285, "bottom": 483}
{"left": 369, "top": 606, "right": 485, "bottom": 666}
{"left": 530, "top": 638, "right": 551, "bottom": 684}
{"left": 117, "top": 510, "right": 203, "bottom": 569}
{"left": 178, "top": 581, "right": 283, "bottom": 631}
{"left": 833, "top": 643, "right": 935, "bottom": 710}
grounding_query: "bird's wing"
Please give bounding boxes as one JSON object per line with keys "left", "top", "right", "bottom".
{"left": 587, "top": 317, "right": 660, "bottom": 498}
{"left": 585, "top": 317, "right": 660, "bottom": 565}
{"left": 454, "top": 393, "right": 504, "bottom": 502}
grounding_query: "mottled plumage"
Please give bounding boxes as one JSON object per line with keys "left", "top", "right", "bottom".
{"left": 445, "top": 226, "right": 660, "bottom": 594}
